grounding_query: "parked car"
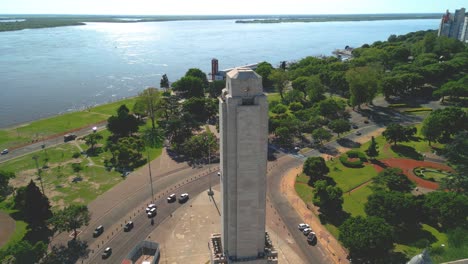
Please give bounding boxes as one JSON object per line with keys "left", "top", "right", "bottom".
{"left": 307, "top": 231, "right": 317, "bottom": 242}
{"left": 303, "top": 228, "right": 312, "bottom": 236}
{"left": 298, "top": 223, "right": 309, "bottom": 231}
{"left": 355, "top": 131, "right": 362, "bottom": 136}
{"left": 93, "top": 225, "right": 104, "bottom": 237}
{"left": 102, "top": 247, "right": 112, "bottom": 259}
{"left": 123, "top": 221, "right": 134, "bottom": 232}
{"left": 1, "top": 149, "right": 8, "bottom": 155}
{"left": 352, "top": 124, "right": 358, "bottom": 129}
{"left": 147, "top": 207, "right": 157, "bottom": 218}
{"left": 145, "top": 204, "right": 157, "bottom": 213}
{"left": 167, "top": 193, "right": 176, "bottom": 202}
{"left": 63, "top": 134, "right": 77, "bottom": 142}
{"left": 364, "top": 120, "right": 369, "bottom": 124}
{"left": 179, "top": 193, "right": 189, "bottom": 202}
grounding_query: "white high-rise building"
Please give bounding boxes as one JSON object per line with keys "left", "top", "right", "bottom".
{"left": 210, "top": 67, "right": 276, "bottom": 264}
{"left": 438, "top": 8, "right": 468, "bottom": 42}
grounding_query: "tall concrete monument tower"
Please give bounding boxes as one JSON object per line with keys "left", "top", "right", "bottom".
{"left": 208, "top": 68, "right": 276, "bottom": 263}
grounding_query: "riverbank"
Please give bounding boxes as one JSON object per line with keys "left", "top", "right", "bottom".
{"left": 0, "top": 96, "right": 137, "bottom": 150}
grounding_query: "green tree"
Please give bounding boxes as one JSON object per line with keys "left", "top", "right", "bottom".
{"left": 50, "top": 205, "right": 91, "bottom": 240}
{"left": 366, "top": 136, "right": 379, "bottom": 159}
{"left": 312, "top": 128, "right": 332, "bottom": 145}
{"left": 84, "top": 133, "right": 103, "bottom": 152}
{"left": 172, "top": 76, "right": 204, "bottom": 98}
{"left": 255, "top": 61, "right": 274, "bottom": 89}
{"left": 312, "top": 180, "right": 344, "bottom": 218}
{"left": 382, "top": 123, "right": 416, "bottom": 146}
{"left": 288, "top": 102, "right": 303, "bottom": 112}
{"left": 108, "top": 136, "right": 145, "bottom": 169}
{"left": 305, "top": 75, "right": 326, "bottom": 103}
{"left": 442, "top": 131, "right": 468, "bottom": 193}
{"left": 274, "top": 127, "right": 293, "bottom": 146}
{"left": 182, "top": 130, "right": 218, "bottom": 162}
{"left": 40, "top": 239, "right": 90, "bottom": 264}
{"left": 365, "top": 190, "right": 420, "bottom": 230}
{"left": 345, "top": 66, "right": 381, "bottom": 108}
{"left": 1, "top": 240, "right": 46, "bottom": 264}
{"left": 291, "top": 76, "right": 309, "bottom": 100}
{"left": 303, "top": 157, "right": 329, "bottom": 182}
{"left": 269, "top": 69, "right": 289, "bottom": 100}
{"left": 0, "top": 170, "right": 15, "bottom": 198}
{"left": 14, "top": 180, "right": 52, "bottom": 230}
{"left": 182, "top": 97, "right": 216, "bottom": 123}
{"left": 271, "top": 103, "right": 288, "bottom": 114}
{"left": 136, "top": 87, "right": 161, "bottom": 129}
{"left": 339, "top": 216, "right": 394, "bottom": 261}
{"left": 328, "top": 119, "right": 351, "bottom": 137}
{"left": 373, "top": 168, "right": 413, "bottom": 192}
{"left": 423, "top": 191, "right": 468, "bottom": 230}
{"left": 317, "top": 98, "right": 346, "bottom": 120}
{"left": 107, "top": 105, "right": 139, "bottom": 138}
{"left": 160, "top": 74, "right": 170, "bottom": 90}
{"left": 421, "top": 107, "right": 468, "bottom": 144}
{"left": 185, "top": 68, "right": 208, "bottom": 88}
{"left": 207, "top": 80, "right": 225, "bottom": 98}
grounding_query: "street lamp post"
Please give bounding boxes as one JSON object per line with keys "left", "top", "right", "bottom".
{"left": 147, "top": 149, "right": 155, "bottom": 203}
{"left": 32, "top": 155, "right": 46, "bottom": 195}
{"left": 206, "top": 135, "right": 214, "bottom": 196}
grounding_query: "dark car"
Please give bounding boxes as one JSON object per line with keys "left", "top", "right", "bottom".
{"left": 93, "top": 225, "right": 104, "bottom": 237}
{"left": 123, "top": 221, "right": 134, "bottom": 232}
{"left": 352, "top": 124, "right": 358, "bottom": 129}
{"left": 102, "top": 247, "right": 112, "bottom": 259}
{"left": 63, "top": 134, "right": 77, "bottom": 142}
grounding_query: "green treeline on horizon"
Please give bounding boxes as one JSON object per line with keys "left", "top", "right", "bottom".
{"left": 0, "top": 13, "right": 442, "bottom": 32}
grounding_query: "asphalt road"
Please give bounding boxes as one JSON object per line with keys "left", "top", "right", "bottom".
{"left": 86, "top": 171, "right": 217, "bottom": 263}
{"left": 0, "top": 123, "right": 107, "bottom": 163}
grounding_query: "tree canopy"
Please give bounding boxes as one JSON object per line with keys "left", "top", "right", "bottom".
{"left": 107, "top": 104, "right": 139, "bottom": 138}
{"left": 172, "top": 76, "right": 204, "bottom": 98}
{"left": 382, "top": 123, "right": 416, "bottom": 146}
{"left": 49, "top": 205, "right": 91, "bottom": 240}
{"left": 14, "top": 180, "right": 53, "bottom": 230}
{"left": 339, "top": 216, "right": 394, "bottom": 261}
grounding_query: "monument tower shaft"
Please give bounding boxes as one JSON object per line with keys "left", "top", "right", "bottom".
{"left": 219, "top": 68, "right": 268, "bottom": 262}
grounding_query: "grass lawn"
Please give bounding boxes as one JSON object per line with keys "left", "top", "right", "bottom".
{"left": 266, "top": 92, "right": 281, "bottom": 104}
{"left": 0, "top": 217, "right": 27, "bottom": 251}
{"left": 327, "top": 159, "right": 377, "bottom": 192}
{"left": 342, "top": 185, "right": 373, "bottom": 217}
{"left": 88, "top": 97, "right": 137, "bottom": 116}
{"left": 395, "top": 224, "right": 448, "bottom": 260}
{"left": 295, "top": 174, "right": 313, "bottom": 204}
{"left": 0, "top": 97, "right": 138, "bottom": 150}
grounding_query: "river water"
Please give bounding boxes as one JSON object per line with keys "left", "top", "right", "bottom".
{"left": 0, "top": 19, "right": 439, "bottom": 128}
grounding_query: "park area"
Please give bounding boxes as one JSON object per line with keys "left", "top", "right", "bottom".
{"left": 295, "top": 127, "right": 467, "bottom": 262}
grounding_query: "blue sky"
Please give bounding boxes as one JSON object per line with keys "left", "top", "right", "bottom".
{"left": 1, "top": 0, "right": 466, "bottom": 15}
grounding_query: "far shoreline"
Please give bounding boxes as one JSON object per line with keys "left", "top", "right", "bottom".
{"left": 0, "top": 13, "right": 441, "bottom": 32}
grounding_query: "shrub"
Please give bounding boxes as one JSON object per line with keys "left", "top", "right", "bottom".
{"left": 339, "top": 150, "right": 367, "bottom": 168}
{"left": 271, "top": 104, "right": 288, "bottom": 114}
{"left": 72, "top": 152, "right": 81, "bottom": 158}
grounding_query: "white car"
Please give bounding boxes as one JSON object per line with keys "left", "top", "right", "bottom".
{"left": 147, "top": 207, "right": 157, "bottom": 218}
{"left": 179, "top": 193, "right": 189, "bottom": 202}
{"left": 298, "top": 223, "right": 309, "bottom": 231}
{"left": 217, "top": 172, "right": 221, "bottom": 176}
{"left": 303, "top": 228, "right": 312, "bottom": 235}
{"left": 167, "top": 193, "right": 176, "bottom": 202}
{"left": 1, "top": 149, "right": 8, "bottom": 155}
{"left": 145, "top": 204, "right": 157, "bottom": 213}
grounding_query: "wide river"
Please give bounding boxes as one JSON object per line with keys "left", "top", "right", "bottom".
{"left": 0, "top": 19, "right": 439, "bottom": 128}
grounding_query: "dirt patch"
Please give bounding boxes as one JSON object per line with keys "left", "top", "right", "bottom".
{"left": 379, "top": 158, "right": 454, "bottom": 190}
{"left": 0, "top": 211, "right": 15, "bottom": 248}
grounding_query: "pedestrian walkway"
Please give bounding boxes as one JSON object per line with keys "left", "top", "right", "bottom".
{"left": 281, "top": 166, "right": 349, "bottom": 264}
{"left": 150, "top": 189, "right": 306, "bottom": 264}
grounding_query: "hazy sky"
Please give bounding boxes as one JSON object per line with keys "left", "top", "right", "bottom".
{"left": 1, "top": 0, "right": 466, "bottom": 15}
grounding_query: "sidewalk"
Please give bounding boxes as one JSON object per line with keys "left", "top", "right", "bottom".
{"left": 151, "top": 189, "right": 306, "bottom": 264}
{"left": 281, "top": 166, "right": 349, "bottom": 264}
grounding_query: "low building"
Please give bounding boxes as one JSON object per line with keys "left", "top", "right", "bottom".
{"left": 121, "top": 240, "right": 160, "bottom": 264}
